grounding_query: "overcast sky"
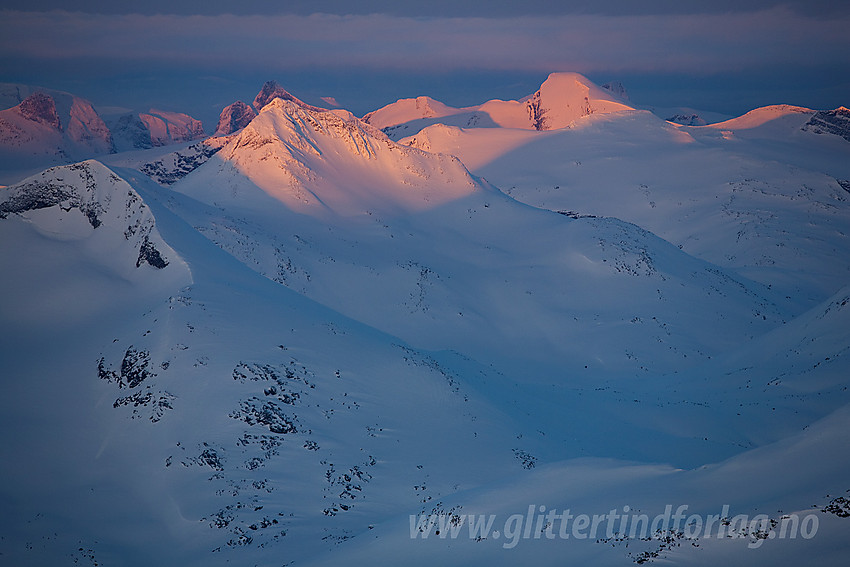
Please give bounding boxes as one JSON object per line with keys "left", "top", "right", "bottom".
{"left": 1, "top": 1, "right": 847, "bottom": 125}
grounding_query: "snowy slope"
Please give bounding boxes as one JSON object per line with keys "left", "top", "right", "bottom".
{"left": 303, "top": 402, "right": 850, "bottom": 566}
{"left": 167, "top": 98, "right": 791, "bottom": 385}
{"left": 362, "top": 95, "right": 463, "bottom": 130}
{"left": 0, "top": 162, "right": 540, "bottom": 565}
{"left": 0, "top": 162, "right": 848, "bottom": 565}
{"left": 702, "top": 104, "right": 814, "bottom": 131}
{"left": 401, "top": 108, "right": 850, "bottom": 311}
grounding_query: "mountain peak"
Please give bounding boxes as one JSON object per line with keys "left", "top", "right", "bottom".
{"left": 0, "top": 88, "right": 114, "bottom": 166}
{"left": 253, "top": 80, "right": 291, "bottom": 112}
{"left": 176, "top": 98, "right": 483, "bottom": 217}
{"left": 214, "top": 100, "right": 257, "bottom": 136}
{"left": 254, "top": 97, "right": 388, "bottom": 144}
{"left": 527, "top": 72, "right": 635, "bottom": 130}
{"left": 252, "top": 81, "right": 325, "bottom": 114}
{"left": 365, "top": 72, "right": 637, "bottom": 137}
{"left": 19, "top": 92, "right": 61, "bottom": 129}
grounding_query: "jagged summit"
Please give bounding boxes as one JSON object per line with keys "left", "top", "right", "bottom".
{"left": 174, "top": 97, "right": 483, "bottom": 217}
{"left": 216, "top": 80, "right": 330, "bottom": 138}
{"left": 252, "top": 80, "right": 325, "bottom": 113}
{"left": 214, "top": 100, "right": 257, "bottom": 136}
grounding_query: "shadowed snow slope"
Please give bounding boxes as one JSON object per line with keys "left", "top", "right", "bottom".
{"left": 0, "top": 160, "right": 189, "bottom": 330}
{"left": 166, "top": 102, "right": 790, "bottom": 388}
{"left": 401, "top": 108, "right": 850, "bottom": 311}
{"left": 3, "top": 154, "right": 849, "bottom": 566}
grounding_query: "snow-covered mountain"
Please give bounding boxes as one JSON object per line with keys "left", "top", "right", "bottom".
{"left": 364, "top": 72, "right": 634, "bottom": 140}
{"left": 702, "top": 104, "right": 815, "bottom": 130}
{"left": 0, "top": 82, "right": 212, "bottom": 172}
{"left": 112, "top": 109, "right": 206, "bottom": 151}
{"left": 0, "top": 86, "right": 113, "bottom": 168}
{"left": 141, "top": 109, "right": 205, "bottom": 146}
{"left": 164, "top": 98, "right": 790, "bottom": 383}
{"left": 178, "top": 97, "right": 482, "bottom": 217}
{"left": 252, "top": 79, "right": 325, "bottom": 113}
{"left": 2, "top": 73, "right": 849, "bottom": 566}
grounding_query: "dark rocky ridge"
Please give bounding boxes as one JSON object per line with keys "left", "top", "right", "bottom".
{"left": 803, "top": 107, "right": 850, "bottom": 142}
{"left": 19, "top": 92, "right": 61, "bottom": 129}
{"left": 253, "top": 81, "right": 326, "bottom": 114}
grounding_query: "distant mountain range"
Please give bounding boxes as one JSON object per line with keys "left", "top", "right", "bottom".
{"left": 3, "top": 76, "right": 847, "bottom": 175}
{"left": 0, "top": 84, "right": 208, "bottom": 169}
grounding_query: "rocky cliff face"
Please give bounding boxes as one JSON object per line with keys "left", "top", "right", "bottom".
{"left": 214, "top": 101, "right": 257, "bottom": 136}
{"left": 18, "top": 92, "right": 62, "bottom": 129}
{"left": 140, "top": 137, "right": 228, "bottom": 185}
{"left": 803, "top": 107, "right": 850, "bottom": 142}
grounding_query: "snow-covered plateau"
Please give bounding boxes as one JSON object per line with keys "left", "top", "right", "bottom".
{"left": 1, "top": 72, "right": 849, "bottom": 566}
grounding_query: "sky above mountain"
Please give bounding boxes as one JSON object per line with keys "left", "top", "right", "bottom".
{"left": 1, "top": 1, "right": 848, "bottom": 124}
